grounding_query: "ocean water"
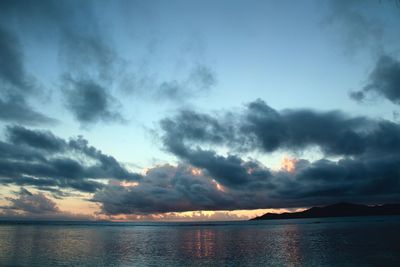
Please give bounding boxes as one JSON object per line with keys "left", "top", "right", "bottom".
{"left": 0, "top": 216, "right": 399, "bottom": 267}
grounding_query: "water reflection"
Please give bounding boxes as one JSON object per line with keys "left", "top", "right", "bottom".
{"left": 181, "top": 229, "right": 216, "bottom": 259}
{"left": 279, "top": 224, "right": 302, "bottom": 267}
{"left": 0, "top": 218, "right": 399, "bottom": 266}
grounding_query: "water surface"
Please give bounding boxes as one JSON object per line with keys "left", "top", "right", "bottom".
{"left": 0, "top": 216, "right": 399, "bottom": 266}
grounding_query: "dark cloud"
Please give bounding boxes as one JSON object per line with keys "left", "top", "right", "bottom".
{"left": 0, "top": 126, "right": 141, "bottom": 193}
{"left": 0, "top": 0, "right": 218, "bottom": 127}
{"left": 94, "top": 164, "right": 257, "bottom": 214}
{"left": 59, "top": 32, "right": 120, "bottom": 82}
{"left": 160, "top": 99, "right": 398, "bottom": 157}
{"left": 0, "top": 187, "right": 97, "bottom": 221}
{"left": 63, "top": 78, "right": 124, "bottom": 124}
{"left": 0, "top": 95, "right": 56, "bottom": 125}
{"left": 7, "top": 125, "right": 66, "bottom": 152}
{"left": 351, "top": 54, "right": 400, "bottom": 105}
{"left": 4, "top": 188, "right": 60, "bottom": 214}
{"left": 100, "top": 99, "right": 398, "bottom": 214}
{"left": 58, "top": 30, "right": 127, "bottom": 125}
{"left": 167, "top": 147, "right": 272, "bottom": 189}
{"left": 0, "top": 26, "right": 55, "bottom": 125}
{"left": 93, "top": 153, "right": 400, "bottom": 215}
{"left": 0, "top": 26, "right": 33, "bottom": 92}
{"left": 0, "top": 0, "right": 125, "bottom": 126}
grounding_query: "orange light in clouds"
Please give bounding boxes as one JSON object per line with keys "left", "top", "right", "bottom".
{"left": 281, "top": 157, "right": 297, "bottom": 173}
{"left": 190, "top": 167, "right": 203, "bottom": 176}
{"left": 212, "top": 179, "right": 226, "bottom": 192}
{"left": 120, "top": 181, "right": 139, "bottom": 187}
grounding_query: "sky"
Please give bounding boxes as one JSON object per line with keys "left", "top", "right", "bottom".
{"left": 0, "top": 0, "right": 400, "bottom": 221}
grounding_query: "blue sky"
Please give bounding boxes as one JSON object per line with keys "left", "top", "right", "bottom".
{"left": 1, "top": 0, "right": 400, "bottom": 221}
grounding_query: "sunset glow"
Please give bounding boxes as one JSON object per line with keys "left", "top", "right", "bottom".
{"left": 0, "top": 0, "right": 398, "bottom": 225}
{"left": 0, "top": 1, "right": 399, "bottom": 265}
{"left": 190, "top": 167, "right": 203, "bottom": 176}
{"left": 281, "top": 157, "right": 297, "bottom": 173}
{"left": 120, "top": 181, "right": 140, "bottom": 187}
{"left": 212, "top": 179, "right": 226, "bottom": 192}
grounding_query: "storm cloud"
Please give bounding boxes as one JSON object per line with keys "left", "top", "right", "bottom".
{"left": 1, "top": 1, "right": 399, "bottom": 218}
{"left": 94, "top": 155, "right": 400, "bottom": 215}
{"left": 155, "top": 101, "right": 400, "bottom": 208}
{"left": 161, "top": 99, "right": 400, "bottom": 157}
{"left": 94, "top": 164, "right": 270, "bottom": 214}
{"left": 0, "top": 126, "right": 141, "bottom": 193}
{"left": 90, "top": 99, "right": 400, "bottom": 215}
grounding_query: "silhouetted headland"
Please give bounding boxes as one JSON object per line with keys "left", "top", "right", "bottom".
{"left": 251, "top": 203, "right": 400, "bottom": 220}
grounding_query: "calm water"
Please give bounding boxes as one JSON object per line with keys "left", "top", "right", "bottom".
{"left": 0, "top": 216, "right": 399, "bottom": 267}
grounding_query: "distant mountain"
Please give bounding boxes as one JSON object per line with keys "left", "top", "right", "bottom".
{"left": 250, "top": 203, "right": 400, "bottom": 221}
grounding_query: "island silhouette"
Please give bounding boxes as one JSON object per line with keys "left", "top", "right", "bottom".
{"left": 251, "top": 203, "right": 400, "bottom": 220}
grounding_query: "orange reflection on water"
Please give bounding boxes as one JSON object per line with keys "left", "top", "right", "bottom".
{"left": 279, "top": 224, "right": 302, "bottom": 266}
{"left": 182, "top": 229, "right": 216, "bottom": 259}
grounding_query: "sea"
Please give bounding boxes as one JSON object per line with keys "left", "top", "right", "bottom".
{"left": 0, "top": 216, "right": 399, "bottom": 266}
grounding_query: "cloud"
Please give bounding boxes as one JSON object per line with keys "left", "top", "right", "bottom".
{"left": 323, "top": 0, "right": 393, "bottom": 54}
{"left": 55, "top": 9, "right": 127, "bottom": 125}
{"left": 0, "top": 187, "right": 98, "bottom": 221}
{"left": 351, "top": 54, "right": 400, "bottom": 105}
{"left": 63, "top": 78, "right": 124, "bottom": 125}
{"left": 93, "top": 94, "right": 400, "bottom": 214}
{"left": 0, "top": 126, "right": 141, "bottom": 193}
{"left": 0, "top": 0, "right": 125, "bottom": 126}
{"left": 3, "top": 188, "right": 59, "bottom": 214}
{"left": 2, "top": 99, "right": 395, "bottom": 216}
{"left": 93, "top": 153, "right": 400, "bottom": 215}
{"left": 123, "top": 63, "right": 217, "bottom": 103}
{"left": 160, "top": 99, "right": 399, "bottom": 157}
{"left": 59, "top": 32, "right": 120, "bottom": 82}
{"left": 0, "top": 95, "right": 56, "bottom": 125}
{"left": 7, "top": 125, "right": 66, "bottom": 152}
{"left": 0, "top": 26, "right": 34, "bottom": 92}
{"left": 94, "top": 99, "right": 397, "bottom": 213}
{"left": 155, "top": 64, "right": 216, "bottom": 102}
{"left": 0, "top": 25, "right": 55, "bottom": 125}
{"left": 0, "top": 0, "right": 218, "bottom": 128}
{"left": 93, "top": 163, "right": 266, "bottom": 214}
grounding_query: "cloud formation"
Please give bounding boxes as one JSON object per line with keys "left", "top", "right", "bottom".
{"left": 155, "top": 64, "right": 216, "bottom": 102}
{"left": 160, "top": 99, "right": 399, "bottom": 157}
{"left": 0, "top": 25, "right": 55, "bottom": 125}
{"left": 351, "top": 54, "right": 400, "bottom": 105}
{"left": 0, "top": 0, "right": 218, "bottom": 127}
{"left": 63, "top": 78, "right": 124, "bottom": 124}
{"left": 0, "top": 126, "right": 141, "bottom": 193}
{"left": 0, "top": 187, "right": 98, "bottom": 221}
{"left": 59, "top": 30, "right": 126, "bottom": 125}
{"left": 90, "top": 99, "right": 400, "bottom": 215}
{"left": 324, "top": 0, "right": 385, "bottom": 53}
{"left": 4, "top": 188, "right": 60, "bottom": 215}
